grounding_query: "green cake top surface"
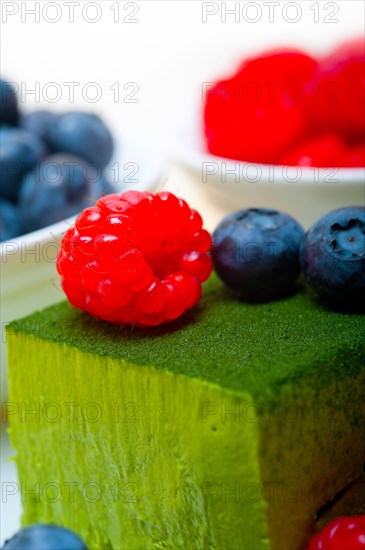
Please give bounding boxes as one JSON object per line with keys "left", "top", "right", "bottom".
{"left": 8, "top": 274, "right": 365, "bottom": 397}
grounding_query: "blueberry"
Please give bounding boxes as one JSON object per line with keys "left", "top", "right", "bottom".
{"left": 18, "top": 154, "right": 105, "bottom": 233}
{"left": 99, "top": 177, "right": 115, "bottom": 195}
{"left": 0, "top": 198, "right": 21, "bottom": 242}
{"left": 21, "top": 110, "right": 59, "bottom": 141}
{"left": 300, "top": 206, "right": 365, "bottom": 306}
{"left": 0, "top": 127, "right": 46, "bottom": 201}
{"left": 45, "top": 112, "right": 114, "bottom": 168}
{"left": 212, "top": 208, "right": 305, "bottom": 299}
{"left": 0, "top": 80, "right": 19, "bottom": 127}
{"left": 2, "top": 524, "right": 88, "bottom": 550}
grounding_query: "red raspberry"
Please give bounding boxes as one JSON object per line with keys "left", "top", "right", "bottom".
{"left": 341, "top": 142, "right": 365, "bottom": 168}
{"left": 204, "top": 49, "right": 317, "bottom": 164}
{"left": 57, "top": 191, "right": 213, "bottom": 327}
{"left": 280, "top": 134, "right": 365, "bottom": 168}
{"left": 307, "top": 515, "right": 365, "bottom": 550}
{"left": 304, "top": 38, "right": 365, "bottom": 141}
{"left": 279, "top": 133, "right": 347, "bottom": 167}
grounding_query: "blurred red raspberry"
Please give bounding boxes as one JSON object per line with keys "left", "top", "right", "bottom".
{"left": 204, "top": 49, "right": 318, "bottom": 163}
{"left": 280, "top": 133, "right": 346, "bottom": 167}
{"left": 341, "top": 142, "right": 365, "bottom": 167}
{"left": 281, "top": 134, "right": 365, "bottom": 168}
{"left": 304, "top": 38, "right": 365, "bottom": 140}
{"left": 307, "top": 514, "right": 365, "bottom": 550}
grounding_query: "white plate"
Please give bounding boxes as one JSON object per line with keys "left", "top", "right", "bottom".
{"left": 0, "top": 128, "right": 169, "bottom": 403}
{"left": 1, "top": 425, "right": 21, "bottom": 544}
{"left": 168, "top": 107, "right": 365, "bottom": 228}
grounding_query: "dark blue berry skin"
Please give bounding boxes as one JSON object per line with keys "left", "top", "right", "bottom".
{"left": 99, "top": 177, "right": 115, "bottom": 195}
{"left": 0, "top": 127, "right": 46, "bottom": 201}
{"left": 45, "top": 112, "right": 114, "bottom": 168}
{"left": 21, "top": 110, "right": 58, "bottom": 142}
{"left": 19, "top": 154, "right": 105, "bottom": 233}
{"left": 2, "top": 524, "right": 88, "bottom": 550}
{"left": 300, "top": 206, "right": 365, "bottom": 306}
{"left": 212, "top": 208, "right": 305, "bottom": 300}
{"left": 0, "top": 198, "right": 21, "bottom": 241}
{"left": 0, "top": 80, "right": 19, "bottom": 127}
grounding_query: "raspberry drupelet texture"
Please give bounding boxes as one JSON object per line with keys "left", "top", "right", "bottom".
{"left": 57, "top": 191, "right": 213, "bottom": 327}
{"left": 307, "top": 515, "right": 365, "bottom": 550}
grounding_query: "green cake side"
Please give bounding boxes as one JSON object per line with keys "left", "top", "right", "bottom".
{"left": 6, "top": 275, "right": 365, "bottom": 550}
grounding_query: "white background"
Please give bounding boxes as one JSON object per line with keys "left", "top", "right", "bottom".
{"left": 2, "top": 1, "right": 364, "bottom": 135}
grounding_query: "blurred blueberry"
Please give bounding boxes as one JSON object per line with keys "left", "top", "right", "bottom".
{"left": 21, "top": 110, "right": 59, "bottom": 141}
{"left": 0, "top": 80, "right": 19, "bottom": 127}
{"left": 2, "top": 524, "right": 88, "bottom": 550}
{"left": 99, "top": 177, "right": 115, "bottom": 195}
{"left": 0, "top": 198, "right": 21, "bottom": 242}
{"left": 212, "top": 208, "right": 305, "bottom": 300}
{"left": 0, "top": 127, "right": 46, "bottom": 201}
{"left": 45, "top": 111, "right": 113, "bottom": 168}
{"left": 300, "top": 206, "right": 365, "bottom": 306}
{"left": 19, "top": 154, "right": 105, "bottom": 233}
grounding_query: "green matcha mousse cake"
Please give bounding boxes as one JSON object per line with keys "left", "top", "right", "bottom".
{"left": 6, "top": 274, "right": 365, "bottom": 550}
